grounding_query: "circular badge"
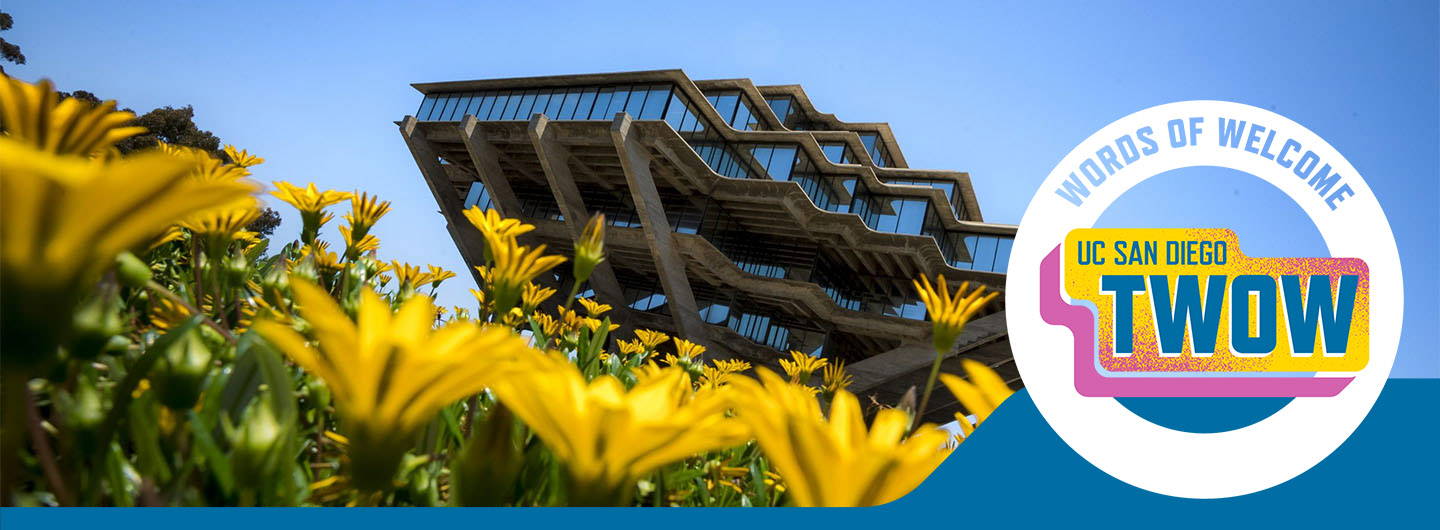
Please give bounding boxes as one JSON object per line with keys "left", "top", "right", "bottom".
{"left": 1006, "top": 101, "right": 1403, "bottom": 498}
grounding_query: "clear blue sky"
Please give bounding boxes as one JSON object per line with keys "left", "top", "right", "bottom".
{"left": 5, "top": 1, "right": 1435, "bottom": 377}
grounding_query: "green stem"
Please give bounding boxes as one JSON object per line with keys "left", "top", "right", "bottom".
{"left": 25, "top": 386, "right": 75, "bottom": 506}
{"left": 913, "top": 348, "right": 944, "bottom": 431}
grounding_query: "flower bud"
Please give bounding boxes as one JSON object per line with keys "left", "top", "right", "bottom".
{"left": 453, "top": 404, "right": 521, "bottom": 506}
{"left": 70, "top": 290, "right": 124, "bottom": 360}
{"left": 114, "top": 251, "right": 153, "bottom": 289}
{"left": 226, "top": 389, "right": 286, "bottom": 489}
{"left": 225, "top": 253, "right": 251, "bottom": 286}
{"left": 153, "top": 327, "right": 214, "bottom": 410}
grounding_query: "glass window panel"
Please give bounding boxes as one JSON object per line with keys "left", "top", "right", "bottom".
{"left": 859, "top": 133, "right": 878, "bottom": 157}
{"left": 558, "top": 89, "right": 580, "bottom": 119}
{"left": 768, "top": 146, "right": 796, "bottom": 181}
{"left": 820, "top": 143, "right": 845, "bottom": 164}
{"left": 588, "top": 88, "right": 613, "bottom": 120}
{"left": 664, "top": 93, "right": 687, "bottom": 130}
{"left": 462, "top": 93, "right": 483, "bottom": 118}
{"left": 512, "top": 91, "right": 537, "bottom": 120}
{"left": 435, "top": 95, "right": 456, "bottom": 120}
{"left": 417, "top": 95, "right": 438, "bottom": 120}
{"left": 607, "top": 86, "right": 632, "bottom": 117}
{"left": 896, "top": 199, "right": 927, "bottom": 235}
{"left": 497, "top": 92, "right": 520, "bottom": 120}
{"left": 992, "top": 237, "right": 1013, "bottom": 273}
{"left": 542, "top": 90, "right": 564, "bottom": 117}
{"left": 732, "top": 101, "right": 753, "bottom": 130}
{"left": 623, "top": 87, "right": 647, "bottom": 117}
{"left": 641, "top": 86, "right": 670, "bottom": 119}
{"left": 750, "top": 146, "right": 773, "bottom": 174}
{"left": 712, "top": 93, "right": 739, "bottom": 126}
{"left": 972, "top": 235, "right": 999, "bottom": 271}
{"left": 678, "top": 106, "right": 697, "bottom": 132}
{"left": 475, "top": 92, "right": 497, "bottom": 120}
{"left": 766, "top": 97, "right": 791, "bottom": 123}
{"left": 531, "top": 92, "right": 552, "bottom": 117}
{"left": 575, "top": 88, "right": 598, "bottom": 120}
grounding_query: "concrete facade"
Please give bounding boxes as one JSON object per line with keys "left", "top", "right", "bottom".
{"left": 399, "top": 69, "right": 1018, "bottom": 422}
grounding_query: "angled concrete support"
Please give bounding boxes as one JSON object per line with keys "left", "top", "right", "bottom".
{"left": 528, "top": 114, "right": 629, "bottom": 313}
{"left": 846, "top": 311, "right": 1009, "bottom": 394}
{"left": 609, "top": 113, "right": 709, "bottom": 343}
{"left": 399, "top": 116, "right": 486, "bottom": 286}
{"left": 459, "top": 115, "right": 524, "bottom": 218}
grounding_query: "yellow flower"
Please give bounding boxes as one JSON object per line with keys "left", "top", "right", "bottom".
{"left": 940, "top": 359, "right": 1014, "bottom": 441}
{"left": 913, "top": 274, "right": 998, "bottom": 354}
{"left": 389, "top": 261, "right": 426, "bottom": 289}
{"left": 582, "top": 317, "right": 618, "bottom": 335}
{"left": 178, "top": 197, "right": 263, "bottom": 247}
{"left": 425, "top": 265, "right": 455, "bottom": 287}
{"left": 617, "top": 339, "right": 645, "bottom": 357}
{"left": 0, "top": 137, "right": 252, "bottom": 363}
{"left": 300, "top": 242, "right": 342, "bottom": 276}
{"left": 672, "top": 338, "right": 706, "bottom": 361}
{"left": 529, "top": 312, "right": 559, "bottom": 338}
{"left": 343, "top": 191, "right": 390, "bottom": 238}
{"left": 339, "top": 224, "right": 380, "bottom": 259}
{"left": 912, "top": 274, "right": 999, "bottom": 431}
{"left": 778, "top": 350, "right": 828, "bottom": 384}
{"left": 254, "top": 279, "right": 532, "bottom": 491}
{"left": 577, "top": 297, "right": 611, "bottom": 317}
{"left": 222, "top": 145, "right": 264, "bottom": 168}
{"left": 714, "top": 359, "right": 752, "bottom": 373}
{"left": 729, "top": 369, "right": 953, "bottom": 507}
{"left": 822, "top": 359, "right": 854, "bottom": 398}
{"left": 634, "top": 329, "right": 670, "bottom": 350}
{"left": 699, "top": 359, "right": 750, "bottom": 389}
{"left": 270, "top": 181, "right": 350, "bottom": 243}
{"left": 488, "top": 352, "right": 748, "bottom": 505}
{"left": 0, "top": 77, "right": 145, "bottom": 156}
{"left": 482, "top": 230, "right": 565, "bottom": 316}
{"left": 520, "top": 282, "right": 556, "bottom": 315}
{"left": 573, "top": 213, "right": 606, "bottom": 284}
{"left": 463, "top": 207, "right": 533, "bottom": 243}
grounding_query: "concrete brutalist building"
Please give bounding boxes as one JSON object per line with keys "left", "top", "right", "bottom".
{"left": 398, "top": 70, "right": 1016, "bottom": 422}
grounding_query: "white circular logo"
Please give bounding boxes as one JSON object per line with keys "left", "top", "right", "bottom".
{"left": 1006, "top": 100, "right": 1403, "bottom": 498}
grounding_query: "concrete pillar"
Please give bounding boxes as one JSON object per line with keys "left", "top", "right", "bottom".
{"left": 399, "top": 117, "right": 486, "bottom": 287}
{"left": 527, "top": 114, "right": 630, "bottom": 315}
{"left": 609, "top": 113, "right": 709, "bottom": 343}
{"left": 458, "top": 115, "right": 524, "bottom": 219}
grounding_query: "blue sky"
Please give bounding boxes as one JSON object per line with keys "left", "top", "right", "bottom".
{"left": 5, "top": 1, "right": 1434, "bottom": 377}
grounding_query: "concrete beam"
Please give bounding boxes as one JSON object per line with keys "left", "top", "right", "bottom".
{"left": 527, "top": 114, "right": 629, "bottom": 314}
{"left": 609, "top": 113, "right": 709, "bottom": 344}
{"left": 846, "top": 311, "right": 1009, "bottom": 394}
{"left": 458, "top": 115, "right": 524, "bottom": 219}
{"left": 399, "top": 117, "right": 486, "bottom": 287}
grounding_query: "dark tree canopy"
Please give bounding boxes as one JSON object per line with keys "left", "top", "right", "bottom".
{"left": 0, "top": 11, "right": 24, "bottom": 67}
{"left": 114, "top": 105, "right": 223, "bottom": 156}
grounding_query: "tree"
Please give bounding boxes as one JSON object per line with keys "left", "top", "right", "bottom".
{"left": 0, "top": 11, "right": 24, "bottom": 72}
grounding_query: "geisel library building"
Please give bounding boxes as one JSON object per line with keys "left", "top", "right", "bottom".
{"left": 397, "top": 70, "right": 1016, "bottom": 423}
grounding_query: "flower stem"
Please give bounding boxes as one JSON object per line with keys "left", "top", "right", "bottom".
{"left": 25, "top": 386, "right": 74, "bottom": 507}
{"left": 914, "top": 348, "right": 945, "bottom": 431}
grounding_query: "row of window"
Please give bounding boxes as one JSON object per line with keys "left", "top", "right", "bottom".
{"left": 703, "top": 90, "right": 764, "bottom": 131}
{"left": 416, "top": 84, "right": 678, "bottom": 123}
{"left": 762, "top": 94, "right": 892, "bottom": 168}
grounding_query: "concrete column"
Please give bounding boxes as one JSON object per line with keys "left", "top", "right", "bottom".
{"left": 527, "top": 114, "right": 630, "bottom": 315}
{"left": 399, "top": 117, "right": 486, "bottom": 286}
{"left": 458, "top": 115, "right": 524, "bottom": 219}
{"left": 609, "top": 113, "right": 709, "bottom": 343}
